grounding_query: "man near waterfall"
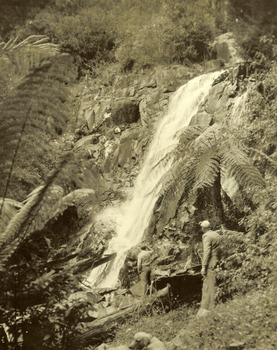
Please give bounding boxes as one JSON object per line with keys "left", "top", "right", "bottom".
{"left": 137, "top": 243, "right": 153, "bottom": 296}
{"left": 197, "top": 220, "right": 220, "bottom": 318}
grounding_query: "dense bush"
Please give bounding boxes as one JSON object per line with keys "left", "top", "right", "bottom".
{"left": 216, "top": 229, "right": 274, "bottom": 301}
{"left": 10, "top": 0, "right": 221, "bottom": 73}
{"left": 19, "top": 8, "right": 116, "bottom": 73}
{"left": 115, "top": 0, "right": 216, "bottom": 70}
{"left": 228, "top": 0, "right": 277, "bottom": 61}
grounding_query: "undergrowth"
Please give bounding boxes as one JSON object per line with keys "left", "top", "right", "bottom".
{"left": 107, "top": 287, "right": 276, "bottom": 349}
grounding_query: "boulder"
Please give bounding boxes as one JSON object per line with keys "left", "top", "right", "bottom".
{"left": 211, "top": 32, "right": 244, "bottom": 65}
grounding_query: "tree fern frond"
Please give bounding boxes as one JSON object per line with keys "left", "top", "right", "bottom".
{"left": 194, "top": 124, "right": 224, "bottom": 150}
{"left": 0, "top": 35, "right": 60, "bottom": 78}
{"left": 0, "top": 54, "right": 74, "bottom": 201}
{"left": 193, "top": 146, "right": 221, "bottom": 190}
{"left": 147, "top": 144, "right": 177, "bottom": 170}
{"left": 51, "top": 189, "right": 95, "bottom": 222}
{"left": 26, "top": 188, "right": 95, "bottom": 234}
{"left": 230, "top": 164, "right": 265, "bottom": 189}
{"left": 149, "top": 126, "right": 203, "bottom": 174}
{"left": 220, "top": 142, "right": 249, "bottom": 166}
{"left": 158, "top": 157, "right": 196, "bottom": 202}
{"left": 0, "top": 198, "right": 22, "bottom": 232}
{"left": 221, "top": 142, "right": 265, "bottom": 189}
{"left": 0, "top": 185, "right": 63, "bottom": 249}
{"left": 248, "top": 147, "right": 277, "bottom": 175}
{"left": 0, "top": 185, "right": 94, "bottom": 271}
{"left": 0, "top": 156, "right": 71, "bottom": 271}
{"left": 176, "top": 125, "right": 204, "bottom": 145}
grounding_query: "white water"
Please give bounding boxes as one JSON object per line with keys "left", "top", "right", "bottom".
{"left": 86, "top": 71, "right": 221, "bottom": 288}
{"left": 221, "top": 91, "right": 249, "bottom": 198}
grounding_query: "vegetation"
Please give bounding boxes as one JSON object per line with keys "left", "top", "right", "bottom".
{"left": 110, "top": 287, "right": 277, "bottom": 349}
{"left": 0, "top": 0, "right": 276, "bottom": 349}
{"left": 0, "top": 0, "right": 223, "bottom": 73}
{"left": 0, "top": 0, "right": 276, "bottom": 74}
{"left": 0, "top": 36, "right": 93, "bottom": 349}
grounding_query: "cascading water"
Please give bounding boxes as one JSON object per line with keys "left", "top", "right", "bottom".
{"left": 86, "top": 71, "right": 221, "bottom": 288}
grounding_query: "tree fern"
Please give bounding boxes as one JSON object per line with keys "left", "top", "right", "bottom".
{"left": 0, "top": 53, "right": 75, "bottom": 202}
{"left": 0, "top": 158, "right": 69, "bottom": 271}
{"left": 151, "top": 124, "right": 265, "bottom": 229}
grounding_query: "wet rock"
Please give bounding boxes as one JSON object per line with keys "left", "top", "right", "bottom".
{"left": 129, "top": 333, "right": 166, "bottom": 350}
{"left": 204, "top": 59, "right": 225, "bottom": 71}
{"left": 117, "top": 128, "right": 141, "bottom": 168}
{"left": 68, "top": 292, "right": 88, "bottom": 302}
{"left": 196, "top": 308, "right": 210, "bottom": 318}
{"left": 95, "top": 344, "right": 108, "bottom": 350}
{"left": 129, "top": 332, "right": 152, "bottom": 350}
{"left": 190, "top": 112, "right": 213, "bottom": 127}
{"left": 205, "top": 82, "right": 226, "bottom": 114}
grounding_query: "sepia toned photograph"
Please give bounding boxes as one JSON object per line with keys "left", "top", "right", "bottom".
{"left": 0, "top": 1, "right": 276, "bottom": 349}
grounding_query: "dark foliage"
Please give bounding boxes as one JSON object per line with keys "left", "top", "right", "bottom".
{"left": 0, "top": 54, "right": 75, "bottom": 201}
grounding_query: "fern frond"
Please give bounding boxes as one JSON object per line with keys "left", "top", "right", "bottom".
{"left": 149, "top": 125, "right": 203, "bottom": 174}
{"left": 0, "top": 156, "right": 70, "bottom": 271}
{"left": 52, "top": 189, "right": 95, "bottom": 218}
{"left": 176, "top": 125, "right": 204, "bottom": 145}
{"left": 0, "top": 54, "right": 74, "bottom": 201}
{"left": 221, "top": 142, "right": 265, "bottom": 189}
{"left": 0, "top": 178, "right": 95, "bottom": 269}
{"left": 27, "top": 188, "right": 95, "bottom": 234}
{"left": 248, "top": 147, "right": 277, "bottom": 175}
{"left": 0, "top": 198, "right": 22, "bottom": 232}
{"left": 193, "top": 146, "right": 221, "bottom": 190}
{"left": 158, "top": 157, "right": 196, "bottom": 202}
{"left": 0, "top": 35, "right": 60, "bottom": 77}
{"left": 194, "top": 124, "right": 224, "bottom": 150}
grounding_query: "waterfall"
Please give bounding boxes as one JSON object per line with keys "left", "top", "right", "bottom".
{"left": 86, "top": 71, "right": 221, "bottom": 288}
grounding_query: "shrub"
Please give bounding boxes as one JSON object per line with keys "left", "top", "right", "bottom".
{"left": 176, "top": 288, "right": 277, "bottom": 350}
{"left": 216, "top": 229, "right": 273, "bottom": 301}
{"left": 19, "top": 7, "right": 116, "bottom": 72}
{"left": 115, "top": 3, "right": 215, "bottom": 69}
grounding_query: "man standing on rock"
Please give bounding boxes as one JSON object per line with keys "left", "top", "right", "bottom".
{"left": 197, "top": 220, "right": 220, "bottom": 317}
{"left": 137, "top": 242, "right": 153, "bottom": 296}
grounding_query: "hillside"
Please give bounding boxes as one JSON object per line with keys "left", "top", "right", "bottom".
{"left": 0, "top": 1, "right": 276, "bottom": 349}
